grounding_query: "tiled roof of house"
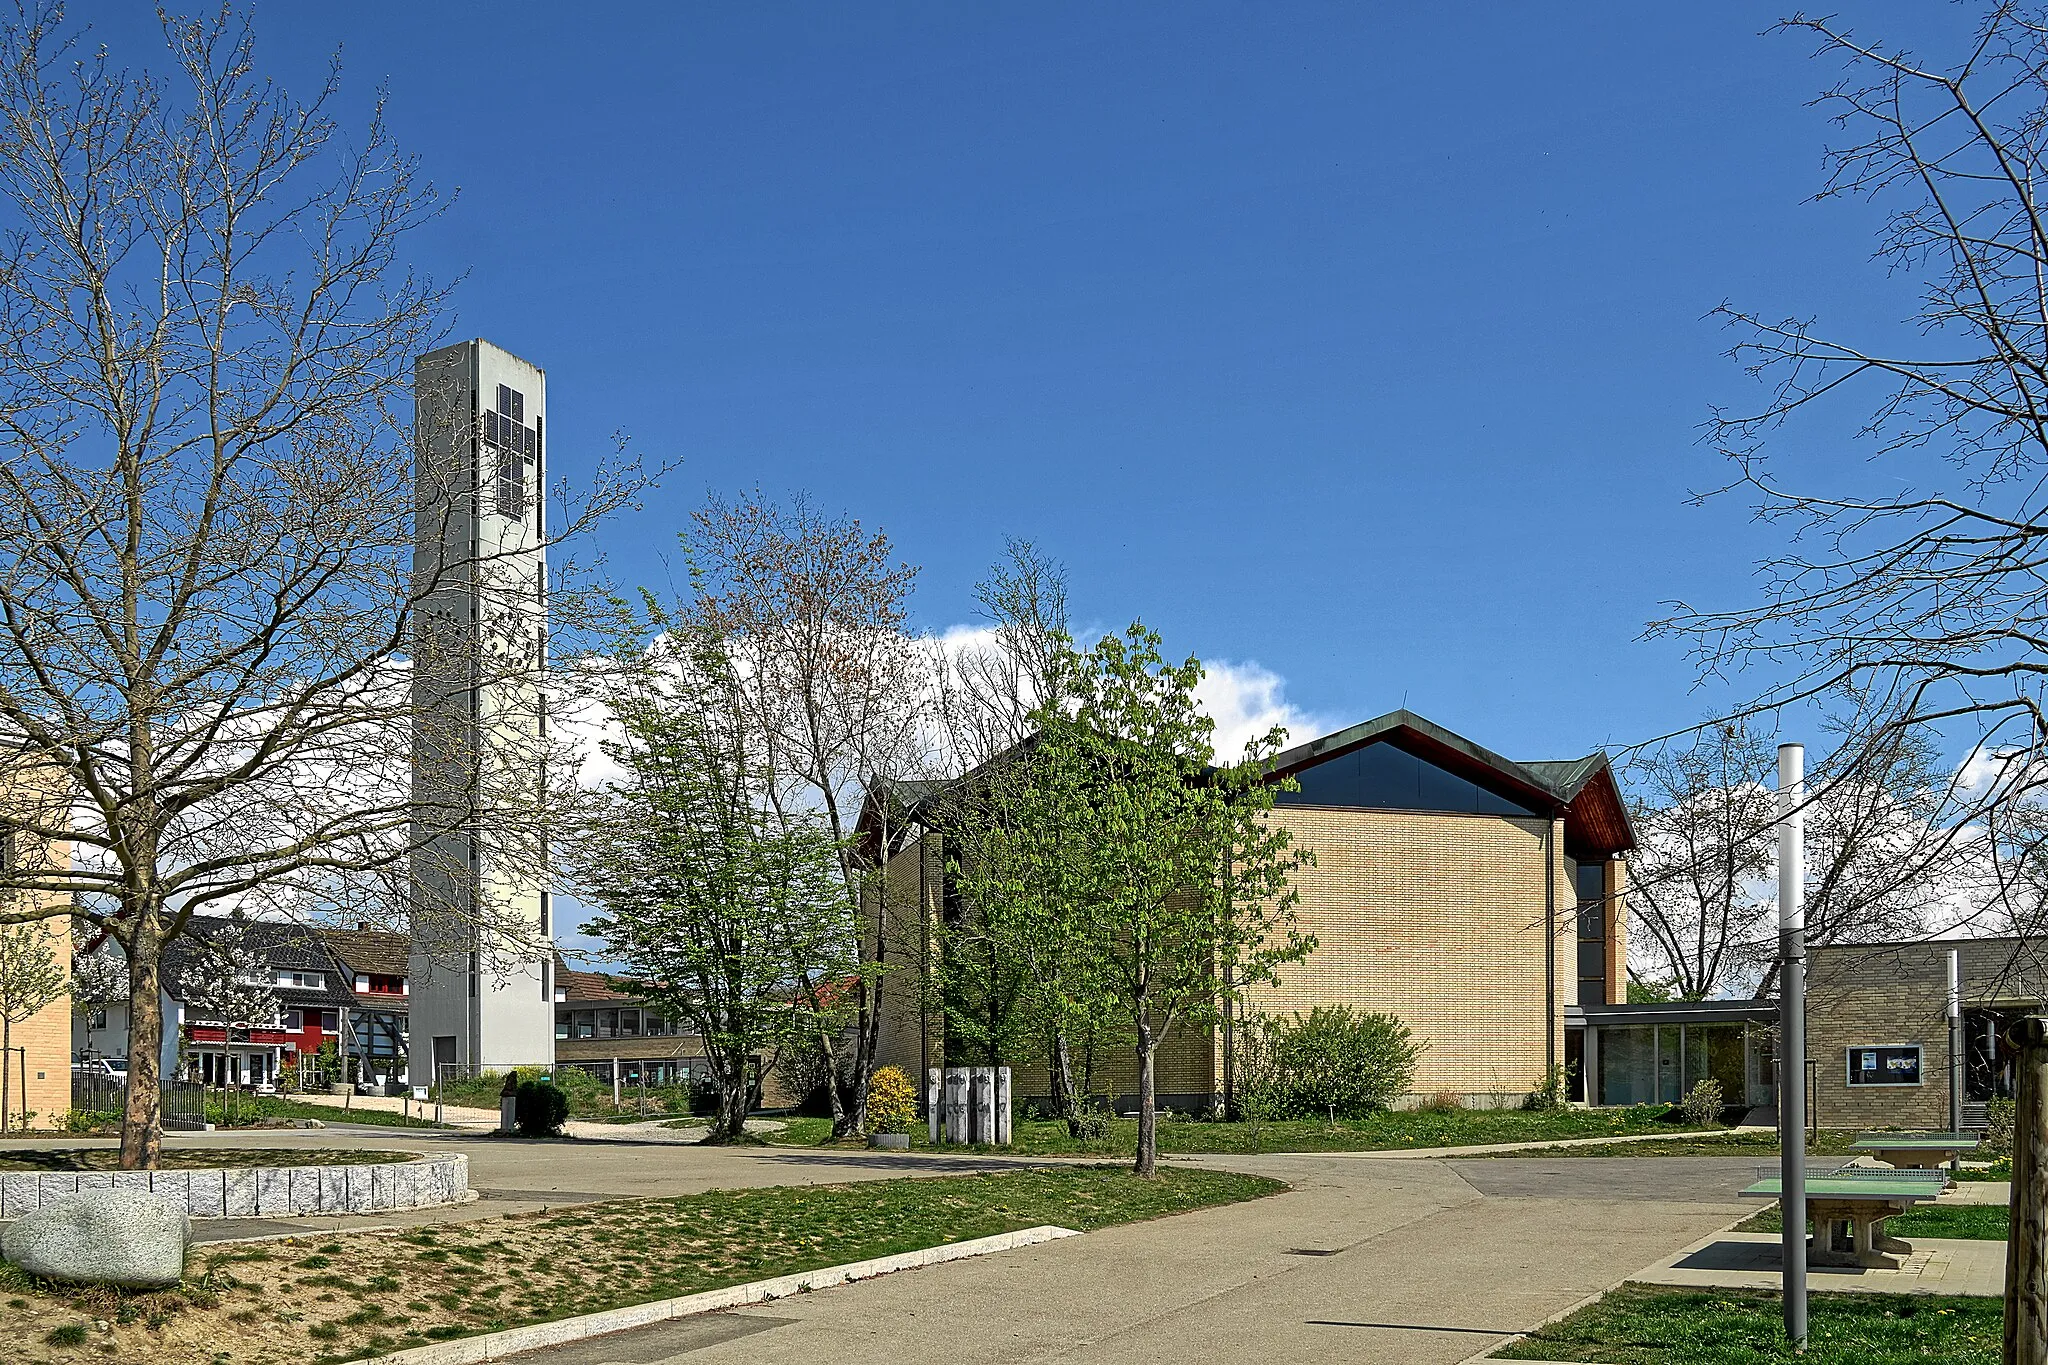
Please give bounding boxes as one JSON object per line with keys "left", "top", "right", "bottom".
{"left": 320, "top": 926, "right": 411, "bottom": 979}
{"left": 554, "top": 964, "right": 639, "bottom": 1003}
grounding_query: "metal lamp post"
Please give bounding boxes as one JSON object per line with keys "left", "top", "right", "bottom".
{"left": 1778, "top": 742, "right": 1808, "bottom": 1350}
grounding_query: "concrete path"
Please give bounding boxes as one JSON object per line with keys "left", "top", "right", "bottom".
{"left": 1632, "top": 1229, "right": 2006, "bottom": 1297}
{"left": 488, "top": 1153, "right": 1754, "bottom": 1365}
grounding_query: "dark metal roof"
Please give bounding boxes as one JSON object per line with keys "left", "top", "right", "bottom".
{"left": 1267, "top": 710, "right": 1638, "bottom": 855}
{"left": 866, "top": 710, "right": 1639, "bottom": 855}
{"left": 1578, "top": 999, "right": 1776, "bottom": 1027}
{"left": 159, "top": 914, "right": 358, "bottom": 1010}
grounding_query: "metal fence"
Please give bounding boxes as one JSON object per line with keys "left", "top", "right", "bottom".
{"left": 71, "top": 1073, "right": 207, "bottom": 1129}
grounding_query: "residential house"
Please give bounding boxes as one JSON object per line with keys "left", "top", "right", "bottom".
{"left": 320, "top": 925, "right": 412, "bottom": 1087}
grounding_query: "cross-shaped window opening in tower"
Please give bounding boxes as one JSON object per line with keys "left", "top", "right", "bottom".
{"left": 487, "top": 384, "right": 534, "bottom": 522}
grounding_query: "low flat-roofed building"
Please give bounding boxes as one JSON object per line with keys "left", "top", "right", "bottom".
{"left": 1804, "top": 935, "right": 2048, "bottom": 1131}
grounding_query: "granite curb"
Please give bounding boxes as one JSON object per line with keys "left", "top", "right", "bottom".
{"left": 355, "top": 1224, "right": 1082, "bottom": 1365}
{"left": 0, "top": 1153, "right": 467, "bottom": 1219}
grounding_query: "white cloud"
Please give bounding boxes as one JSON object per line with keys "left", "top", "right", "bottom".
{"left": 1194, "top": 657, "right": 1329, "bottom": 762}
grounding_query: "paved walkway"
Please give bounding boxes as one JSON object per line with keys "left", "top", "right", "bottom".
{"left": 1632, "top": 1229, "right": 2006, "bottom": 1297}
{"left": 489, "top": 1153, "right": 1756, "bottom": 1365}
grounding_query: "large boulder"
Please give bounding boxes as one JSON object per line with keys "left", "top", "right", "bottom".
{"left": 2, "top": 1188, "right": 189, "bottom": 1287}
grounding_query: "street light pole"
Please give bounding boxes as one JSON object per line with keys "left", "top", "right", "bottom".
{"left": 1779, "top": 742, "right": 1808, "bottom": 1351}
{"left": 1950, "top": 950, "right": 1965, "bottom": 1178}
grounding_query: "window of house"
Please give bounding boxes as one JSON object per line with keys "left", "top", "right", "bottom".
{"left": 1575, "top": 860, "right": 1608, "bottom": 1006}
{"left": 275, "top": 970, "right": 324, "bottom": 990}
{"left": 319, "top": 1010, "right": 338, "bottom": 1032}
{"left": 1275, "top": 739, "right": 1545, "bottom": 817}
{"left": 573, "top": 1011, "right": 593, "bottom": 1040}
{"left": 596, "top": 1009, "right": 617, "bottom": 1039}
{"left": 281, "top": 1009, "right": 302, "bottom": 1030}
{"left": 619, "top": 1010, "right": 641, "bottom": 1037}
{"left": 555, "top": 1016, "right": 569, "bottom": 1041}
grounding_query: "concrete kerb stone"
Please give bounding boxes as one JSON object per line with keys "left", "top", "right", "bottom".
{"left": 0, "top": 1154, "right": 469, "bottom": 1221}
{"left": 354, "top": 1224, "right": 1084, "bottom": 1365}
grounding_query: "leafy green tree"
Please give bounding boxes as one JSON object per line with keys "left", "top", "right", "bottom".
{"left": 1028, "top": 623, "right": 1315, "bottom": 1176}
{"left": 940, "top": 748, "right": 1117, "bottom": 1132}
{"left": 568, "top": 617, "right": 854, "bottom": 1143}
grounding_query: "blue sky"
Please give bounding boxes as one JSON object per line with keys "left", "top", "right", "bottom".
{"left": 106, "top": 3, "right": 1976, "bottom": 765}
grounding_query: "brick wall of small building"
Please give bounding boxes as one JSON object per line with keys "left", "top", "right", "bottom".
{"left": 13, "top": 916, "right": 70, "bottom": 1127}
{"left": 1806, "top": 937, "right": 2048, "bottom": 1129}
{"left": 1234, "top": 804, "right": 1571, "bottom": 1103}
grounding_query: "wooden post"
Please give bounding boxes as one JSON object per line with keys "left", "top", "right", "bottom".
{"left": 2006, "top": 1015, "right": 2048, "bottom": 1365}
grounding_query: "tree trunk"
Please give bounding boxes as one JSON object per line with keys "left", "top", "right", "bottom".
{"left": 120, "top": 919, "right": 165, "bottom": 1170}
{"left": 816, "top": 1026, "right": 849, "bottom": 1131}
{"left": 1050, "top": 1025, "right": 1081, "bottom": 1136}
{"left": 709, "top": 1047, "right": 749, "bottom": 1143}
{"left": 831, "top": 971, "right": 883, "bottom": 1139}
{"left": 1, "top": 1014, "right": 11, "bottom": 1135}
{"left": 1134, "top": 1009, "right": 1157, "bottom": 1178}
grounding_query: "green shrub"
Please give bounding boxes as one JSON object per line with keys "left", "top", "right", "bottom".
{"left": 1985, "top": 1097, "right": 2015, "bottom": 1158}
{"left": 514, "top": 1080, "right": 569, "bottom": 1137}
{"left": 1234, "top": 1007, "right": 1424, "bottom": 1120}
{"left": 1678, "top": 1077, "right": 1723, "bottom": 1126}
{"left": 45, "top": 1324, "right": 88, "bottom": 1347}
{"left": 1522, "top": 1062, "right": 1574, "bottom": 1111}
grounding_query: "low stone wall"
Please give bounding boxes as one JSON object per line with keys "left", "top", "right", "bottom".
{"left": 0, "top": 1154, "right": 468, "bottom": 1220}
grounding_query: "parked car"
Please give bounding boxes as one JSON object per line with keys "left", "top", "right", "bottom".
{"left": 72, "top": 1057, "right": 129, "bottom": 1079}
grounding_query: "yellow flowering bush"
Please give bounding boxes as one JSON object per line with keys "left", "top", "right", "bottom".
{"left": 867, "top": 1065, "right": 918, "bottom": 1134}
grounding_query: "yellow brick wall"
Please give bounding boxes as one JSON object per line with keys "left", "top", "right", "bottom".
{"left": 1237, "top": 805, "right": 1571, "bottom": 1102}
{"left": 873, "top": 807, "right": 1575, "bottom": 1109}
{"left": 4, "top": 766, "right": 72, "bottom": 1129}
{"left": 10, "top": 917, "right": 70, "bottom": 1129}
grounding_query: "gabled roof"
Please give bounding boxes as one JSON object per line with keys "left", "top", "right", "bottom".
{"left": 160, "top": 914, "right": 358, "bottom": 1010}
{"left": 319, "top": 926, "right": 410, "bottom": 979}
{"left": 1269, "top": 709, "right": 1637, "bottom": 856}
{"left": 866, "top": 709, "right": 1638, "bottom": 858}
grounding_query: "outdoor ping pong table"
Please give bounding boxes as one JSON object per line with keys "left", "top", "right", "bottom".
{"left": 1848, "top": 1131, "right": 1982, "bottom": 1174}
{"left": 1740, "top": 1165, "right": 1949, "bottom": 1269}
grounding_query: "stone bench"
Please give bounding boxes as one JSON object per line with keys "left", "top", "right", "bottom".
{"left": 0, "top": 1153, "right": 468, "bottom": 1219}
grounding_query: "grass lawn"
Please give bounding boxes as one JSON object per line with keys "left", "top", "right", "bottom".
{"left": 770, "top": 1104, "right": 1721, "bottom": 1156}
{"left": 1737, "top": 1201, "right": 2010, "bottom": 1241}
{"left": 210, "top": 1097, "right": 444, "bottom": 1130}
{"left": 58, "top": 1097, "right": 446, "bottom": 1135}
{"left": 0, "top": 1147, "right": 402, "bottom": 1172}
{"left": 0, "top": 1165, "right": 1280, "bottom": 1365}
{"left": 1492, "top": 1284, "right": 2000, "bottom": 1363}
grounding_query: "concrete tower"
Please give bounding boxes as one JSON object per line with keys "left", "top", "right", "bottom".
{"left": 408, "top": 339, "right": 556, "bottom": 1087}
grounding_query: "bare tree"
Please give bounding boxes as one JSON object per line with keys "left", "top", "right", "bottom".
{"left": 682, "top": 491, "right": 934, "bottom": 1137}
{"left": 1628, "top": 716, "right": 1964, "bottom": 999}
{"left": 1654, "top": 7, "right": 2048, "bottom": 863}
{"left": 0, "top": 8, "right": 634, "bottom": 1167}
{"left": 932, "top": 539, "right": 1070, "bottom": 771}
{"left": 1625, "top": 721, "right": 1779, "bottom": 1001}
